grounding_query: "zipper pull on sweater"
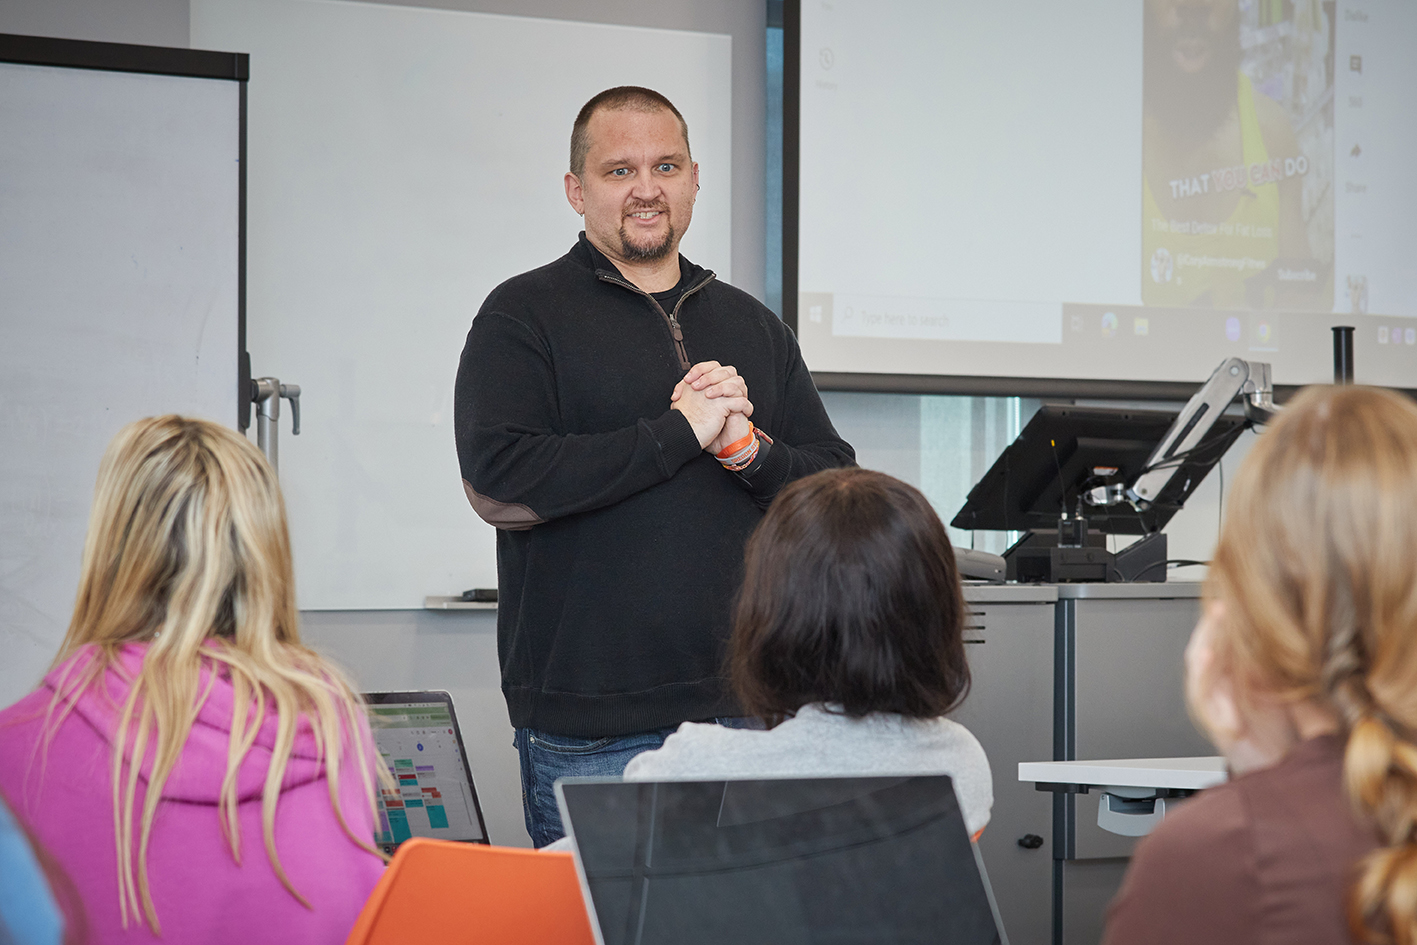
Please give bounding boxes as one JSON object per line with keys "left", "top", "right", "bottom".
{"left": 593, "top": 266, "right": 712, "bottom": 372}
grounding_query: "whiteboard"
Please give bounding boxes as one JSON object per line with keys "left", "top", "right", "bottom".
{"left": 0, "top": 59, "right": 240, "bottom": 704}
{"left": 191, "top": 0, "right": 734, "bottom": 609}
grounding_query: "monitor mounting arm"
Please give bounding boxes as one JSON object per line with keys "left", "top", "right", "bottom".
{"left": 1124, "top": 357, "right": 1275, "bottom": 511}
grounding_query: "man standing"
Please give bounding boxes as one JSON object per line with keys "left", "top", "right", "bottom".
{"left": 454, "top": 87, "right": 854, "bottom": 846}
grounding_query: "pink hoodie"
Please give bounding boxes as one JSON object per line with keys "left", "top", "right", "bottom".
{"left": 0, "top": 644, "right": 384, "bottom": 944}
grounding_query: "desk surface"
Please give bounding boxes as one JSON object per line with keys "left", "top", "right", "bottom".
{"left": 423, "top": 595, "right": 497, "bottom": 611}
{"left": 1019, "top": 757, "right": 1227, "bottom": 792}
{"left": 422, "top": 583, "right": 1200, "bottom": 609}
{"left": 1053, "top": 582, "right": 1202, "bottom": 600}
{"left": 961, "top": 584, "right": 1057, "bottom": 603}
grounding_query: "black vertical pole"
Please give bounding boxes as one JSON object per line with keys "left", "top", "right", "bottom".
{"left": 1052, "top": 601, "right": 1076, "bottom": 945}
{"left": 1333, "top": 326, "right": 1355, "bottom": 385}
{"left": 782, "top": 0, "right": 800, "bottom": 335}
{"left": 238, "top": 71, "right": 252, "bottom": 430}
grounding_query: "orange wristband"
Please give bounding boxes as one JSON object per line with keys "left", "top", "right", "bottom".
{"left": 723, "top": 439, "right": 760, "bottom": 471}
{"left": 715, "top": 424, "right": 756, "bottom": 459}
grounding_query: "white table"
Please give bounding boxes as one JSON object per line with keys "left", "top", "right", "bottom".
{"left": 1019, "top": 757, "right": 1226, "bottom": 837}
{"left": 1019, "top": 757, "right": 1227, "bottom": 792}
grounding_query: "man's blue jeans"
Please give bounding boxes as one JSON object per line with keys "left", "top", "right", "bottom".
{"left": 515, "top": 718, "right": 760, "bottom": 848}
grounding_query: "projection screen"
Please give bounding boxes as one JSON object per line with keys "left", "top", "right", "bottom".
{"left": 791, "top": 0, "right": 1417, "bottom": 394}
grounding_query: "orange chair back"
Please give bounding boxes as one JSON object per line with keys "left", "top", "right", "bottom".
{"left": 346, "top": 839, "right": 597, "bottom": 945}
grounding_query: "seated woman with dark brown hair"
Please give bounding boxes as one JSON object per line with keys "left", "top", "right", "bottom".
{"left": 1103, "top": 385, "right": 1417, "bottom": 945}
{"left": 624, "top": 467, "right": 992, "bottom": 837}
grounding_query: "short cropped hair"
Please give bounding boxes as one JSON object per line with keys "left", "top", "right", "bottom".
{"left": 730, "top": 468, "right": 971, "bottom": 722}
{"left": 569, "top": 86, "right": 691, "bottom": 177}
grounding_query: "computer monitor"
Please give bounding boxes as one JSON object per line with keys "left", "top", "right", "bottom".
{"left": 951, "top": 404, "right": 1246, "bottom": 536}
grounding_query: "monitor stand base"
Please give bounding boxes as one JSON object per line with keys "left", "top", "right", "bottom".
{"left": 1005, "top": 531, "right": 1167, "bottom": 584}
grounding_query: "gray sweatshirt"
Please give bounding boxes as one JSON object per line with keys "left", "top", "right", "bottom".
{"left": 622, "top": 703, "right": 993, "bottom": 836}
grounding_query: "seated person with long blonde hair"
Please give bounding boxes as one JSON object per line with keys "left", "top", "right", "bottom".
{"left": 1103, "top": 386, "right": 1417, "bottom": 944}
{"left": 0, "top": 416, "right": 385, "bottom": 943}
{"left": 623, "top": 467, "right": 992, "bottom": 838}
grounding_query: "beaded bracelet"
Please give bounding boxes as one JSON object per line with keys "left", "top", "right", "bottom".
{"left": 722, "top": 438, "right": 760, "bottom": 471}
{"left": 717, "top": 439, "right": 758, "bottom": 467}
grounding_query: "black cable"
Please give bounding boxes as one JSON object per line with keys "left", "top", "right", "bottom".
{"left": 1132, "top": 420, "right": 1251, "bottom": 481}
{"left": 1108, "top": 557, "right": 1210, "bottom": 583}
{"left": 1050, "top": 438, "right": 1067, "bottom": 514}
{"left": 1132, "top": 504, "right": 1150, "bottom": 535}
{"left": 1130, "top": 559, "right": 1170, "bottom": 580}
{"left": 1136, "top": 420, "right": 1250, "bottom": 475}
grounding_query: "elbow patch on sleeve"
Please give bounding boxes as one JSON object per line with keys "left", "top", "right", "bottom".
{"left": 463, "top": 479, "right": 543, "bottom": 530}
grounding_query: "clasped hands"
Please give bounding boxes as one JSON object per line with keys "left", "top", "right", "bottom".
{"left": 669, "top": 361, "right": 754, "bottom": 456}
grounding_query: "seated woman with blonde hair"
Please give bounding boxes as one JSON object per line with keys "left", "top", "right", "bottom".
{"left": 624, "top": 467, "right": 992, "bottom": 838}
{"left": 0, "top": 416, "right": 385, "bottom": 943}
{"left": 1103, "top": 385, "right": 1417, "bottom": 945}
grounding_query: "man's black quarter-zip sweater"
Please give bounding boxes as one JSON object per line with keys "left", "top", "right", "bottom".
{"left": 454, "top": 233, "right": 855, "bottom": 737}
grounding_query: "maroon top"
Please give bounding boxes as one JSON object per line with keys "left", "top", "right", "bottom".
{"left": 1103, "top": 735, "right": 1380, "bottom": 945}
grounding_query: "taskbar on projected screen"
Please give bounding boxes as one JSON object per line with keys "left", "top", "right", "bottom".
{"left": 796, "top": 295, "right": 1417, "bottom": 389}
{"left": 1051, "top": 304, "right": 1417, "bottom": 388}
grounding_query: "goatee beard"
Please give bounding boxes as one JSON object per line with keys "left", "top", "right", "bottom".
{"left": 618, "top": 224, "right": 676, "bottom": 262}
{"left": 1143, "top": 13, "right": 1243, "bottom": 144}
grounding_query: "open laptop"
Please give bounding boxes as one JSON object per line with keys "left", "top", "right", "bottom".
{"left": 363, "top": 690, "right": 490, "bottom": 854}
{"left": 556, "top": 774, "right": 1007, "bottom": 945}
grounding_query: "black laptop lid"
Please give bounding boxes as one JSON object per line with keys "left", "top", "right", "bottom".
{"left": 558, "top": 775, "right": 1005, "bottom": 945}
